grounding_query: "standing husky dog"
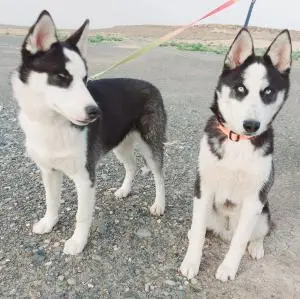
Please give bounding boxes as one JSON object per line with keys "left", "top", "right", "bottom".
{"left": 11, "top": 11, "right": 166, "bottom": 255}
{"left": 180, "top": 28, "right": 292, "bottom": 281}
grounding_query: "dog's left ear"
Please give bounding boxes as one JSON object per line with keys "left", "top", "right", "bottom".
{"left": 224, "top": 28, "right": 254, "bottom": 70}
{"left": 66, "top": 19, "right": 89, "bottom": 57}
{"left": 264, "top": 30, "right": 292, "bottom": 74}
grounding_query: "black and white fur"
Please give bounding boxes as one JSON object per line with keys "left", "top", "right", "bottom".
{"left": 180, "top": 29, "right": 292, "bottom": 281}
{"left": 11, "top": 11, "right": 167, "bottom": 255}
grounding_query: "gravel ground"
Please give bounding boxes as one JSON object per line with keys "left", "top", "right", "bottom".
{"left": 0, "top": 36, "right": 299, "bottom": 298}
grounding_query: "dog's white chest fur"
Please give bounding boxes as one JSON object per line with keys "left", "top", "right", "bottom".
{"left": 19, "top": 112, "right": 87, "bottom": 174}
{"left": 200, "top": 135, "right": 272, "bottom": 207}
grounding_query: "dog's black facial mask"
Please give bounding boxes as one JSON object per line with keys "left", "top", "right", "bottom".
{"left": 20, "top": 10, "right": 89, "bottom": 85}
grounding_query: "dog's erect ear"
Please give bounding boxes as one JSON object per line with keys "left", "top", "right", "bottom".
{"left": 66, "top": 19, "right": 89, "bottom": 57}
{"left": 23, "top": 10, "right": 57, "bottom": 54}
{"left": 264, "top": 30, "right": 292, "bottom": 74}
{"left": 224, "top": 28, "right": 254, "bottom": 70}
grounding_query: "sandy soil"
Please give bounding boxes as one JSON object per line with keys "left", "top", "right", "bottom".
{"left": 1, "top": 24, "right": 300, "bottom": 50}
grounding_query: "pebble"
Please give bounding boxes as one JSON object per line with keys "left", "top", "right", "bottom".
{"left": 53, "top": 242, "right": 60, "bottom": 248}
{"left": 58, "top": 275, "right": 64, "bottom": 281}
{"left": 92, "top": 255, "right": 102, "bottom": 262}
{"left": 87, "top": 283, "right": 94, "bottom": 288}
{"left": 165, "top": 280, "right": 176, "bottom": 286}
{"left": 135, "top": 228, "right": 152, "bottom": 238}
{"left": 144, "top": 282, "right": 151, "bottom": 292}
{"left": 45, "top": 261, "right": 52, "bottom": 267}
{"left": 191, "top": 278, "right": 198, "bottom": 284}
{"left": 67, "top": 278, "right": 76, "bottom": 285}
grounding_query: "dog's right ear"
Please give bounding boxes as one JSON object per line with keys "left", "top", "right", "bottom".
{"left": 224, "top": 28, "right": 254, "bottom": 70}
{"left": 23, "top": 10, "right": 58, "bottom": 55}
{"left": 66, "top": 19, "right": 90, "bottom": 58}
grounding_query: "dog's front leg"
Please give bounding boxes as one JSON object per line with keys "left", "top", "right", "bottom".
{"left": 33, "top": 168, "right": 63, "bottom": 234}
{"left": 63, "top": 170, "right": 95, "bottom": 255}
{"left": 216, "top": 197, "right": 263, "bottom": 282}
{"left": 180, "top": 193, "right": 212, "bottom": 279}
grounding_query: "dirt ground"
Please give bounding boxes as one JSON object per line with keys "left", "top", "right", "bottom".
{"left": 1, "top": 24, "right": 300, "bottom": 50}
{"left": 0, "top": 33, "right": 299, "bottom": 298}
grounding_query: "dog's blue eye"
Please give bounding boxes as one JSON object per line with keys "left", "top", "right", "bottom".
{"left": 264, "top": 87, "right": 273, "bottom": 95}
{"left": 235, "top": 84, "right": 247, "bottom": 95}
{"left": 237, "top": 86, "right": 245, "bottom": 93}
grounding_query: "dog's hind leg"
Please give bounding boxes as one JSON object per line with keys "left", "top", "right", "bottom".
{"left": 63, "top": 169, "right": 95, "bottom": 255}
{"left": 113, "top": 134, "right": 137, "bottom": 199}
{"left": 136, "top": 135, "right": 165, "bottom": 216}
{"left": 33, "top": 168, "right": 63, "bottom": 234}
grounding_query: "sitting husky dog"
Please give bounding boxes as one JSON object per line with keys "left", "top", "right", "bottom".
{"left": 180, "top": 28, "right": 292, "bottom": 281}
{"left": 11, "top": 11, "right": 166, "bottom": 255}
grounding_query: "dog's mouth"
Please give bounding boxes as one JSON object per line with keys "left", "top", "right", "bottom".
{"left": 52, "top": 105, "right": 98, "bottom": 126}
{"left": 72, "top": 117, "right": 97, "bottom": 126}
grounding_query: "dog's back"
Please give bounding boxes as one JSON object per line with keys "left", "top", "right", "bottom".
{"left": 87, "top": 78, "right": 166, "bottom": 152}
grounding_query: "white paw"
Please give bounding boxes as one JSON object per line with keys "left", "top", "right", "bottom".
{"left": 180, "top": 254, "right": 201, "bottom": 279}
{"left": 114, "top": 186, "right": 131, "bottom": 199}
{"left": 32, "top": 217, "right": 58, "bottom": 234}
{"left": 63, "top": 237, "right": 87, "bottom": 255}
{"left": 215, "top": 262, "right": 238, "bottom": 282}
{"left": 248, "top": 240, "right": 264, "bottom": 260}
{"left": 150, "top": 201, "right": 165, "bottom": 216}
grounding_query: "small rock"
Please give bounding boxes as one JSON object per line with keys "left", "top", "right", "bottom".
{"left": 87, "top": 283, "right": 94, "bottom": 288}
{"left": 92, "top": 255, "right": 102, "bottom": 261}
{"left": 53, "top": 242, "right": 60, "bottom": 248}
{"left": 67, "top": 278, "right": 76, "bottom": 285}
{"left": 101, "top": 174, "right": 108, "bottom": 180}
{"left": 45, "top": 261, "right": 52, "bottom": 267}
{"left": 58, "top": 275, "right": 64, "bottom": 281}
{"left": 178, "top": 285, "right": 184, "bottom": 290}
{"left": 157, "top": 219, "right": 161, "bottom": 224}
{"left": 165, "top": 280, "right": 176, "bottom": 286}
{"left": 135, "top": 228, "right": 152, "bottom": 238}
{"left": 191, "top": 278, "right": 198, "bottom": 284}
{"left": 115, "top": 219, "right": 119, "bottom": 224}
{"left": 145, "top": 282, "right": 151, "bottom": 292}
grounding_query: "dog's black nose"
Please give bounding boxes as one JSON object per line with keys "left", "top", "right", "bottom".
{"left": 85, "top": 105, "right": 100, "bottom": 120}
{"left": 243, "top": 120, "right": 260, "bottom": 133}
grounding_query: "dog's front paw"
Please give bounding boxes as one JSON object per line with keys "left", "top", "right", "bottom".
{"left": 248, "top": 240, "right": 264, "bottom": 260}
{"left": 33, "top": 217, "right": 58, "bottom": 234}
{"left": 215, "top": 262, "right": 238, "bottom": 282}
{"left": 150, "top": 201, "right": 165, "bottom": 216}
{"left": 114, "top": 186, "right": 131, "bottom": 199}
{"left": 180, "top": 254, "right": 201, "bottom": 279}
{"left": 63, "top": 237, "right": 87, "bottom": 255}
